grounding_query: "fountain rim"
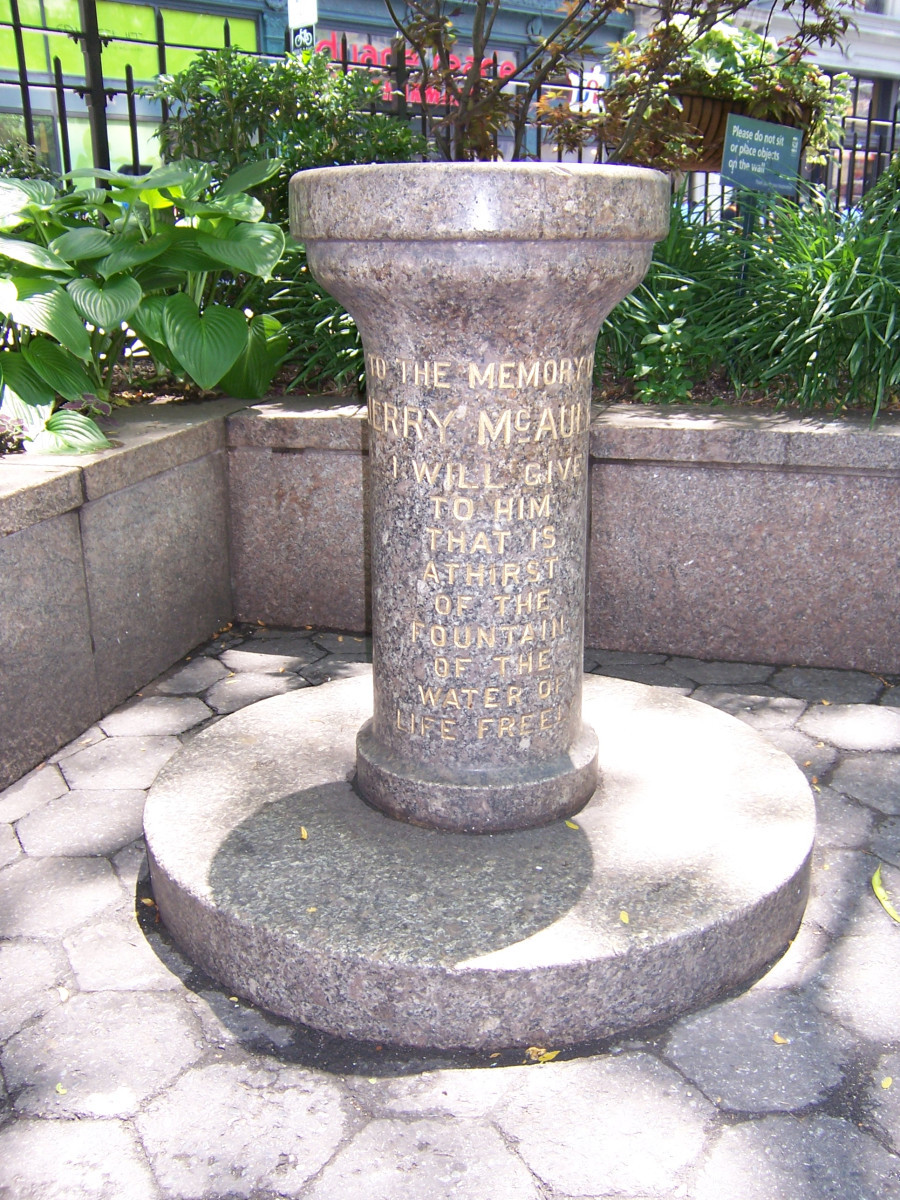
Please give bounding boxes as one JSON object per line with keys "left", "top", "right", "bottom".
{"left": 291, "top": 161, "right": 671, "bottom": 245}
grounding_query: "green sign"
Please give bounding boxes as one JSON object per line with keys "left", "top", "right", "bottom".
{"left": 719, "top": 114, "right": 803, "bottom": 195}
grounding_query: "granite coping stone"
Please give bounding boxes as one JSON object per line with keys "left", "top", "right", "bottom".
{"left": 227, "top": 397, "right": 368, "bottom": 451}
{"left": 0, "top": 399, "right": 248, "bottom": 504}
{"left": 590, "top": 403, "right": 900, "bottom": 472}
{"left": 0, "top": 462, "right": 83, "bottom": 536}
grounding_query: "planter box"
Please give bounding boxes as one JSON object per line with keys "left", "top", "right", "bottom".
{"left": 0, "top": 401, "right": 241, "bottom": 790}
{"left": 3, "top": 396, "right": 898, "bottom": 790}
{"left": 587, "top": 406, "right": 900, "bottom": 674}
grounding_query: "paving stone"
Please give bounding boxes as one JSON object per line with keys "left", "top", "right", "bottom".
{"left": 830, "top": 753, "right": 900, "bottom": 814}
{"left": 298, "top": 657, "right": 374, "bottom": 686}
{"left": 0, "top": 856, "right": 124, "bottom": 937}
{"left": 136, "top": 1062, "right": 350, "bottom": 1199}
{"left": 753, "top": 920, "right": 831, "bottom": 992}
{"left": 220, "top": 637, "right": 327, "bottom": 674}
{"left": 664, "top": 990, "right": 850, "bottom": 1112}
{"left": 0, "top": 764, "right": 68, "bottom": 823}
{"left": 99, "top": 696, "right": 211, "bottom": 738}
{"left": 112, "top": 839, "right": 151, "bottom": 890}
{"left": 0, "top": 821, "right": 21, "bottom": 867}
{"left": 803, "top": 848, "right": 876, "bottom": 936}
{"left": 798, "top": 705, "right": 900, "bottom": 753}
{"left": 0, "top": 939, "right": 71, "bottom": 1041}
{"left": 586, "top": 648, "right": 668, "bottom": 667}
{"left": 306, "top": 1117, "right": 541, "bottom": 1200}
{"left": 868, "top": 1051, "right": 900, "bottom": 1154}
{"left": 690, "top": 687, "right": 806, "bottom": 731}
{"left": 759, "top": 727, "right": 839, "bottom": 780}
{"left": 771, "top": 667, "right": 884, "bottom": 704}
{"left": 187, "top": 987, "right": 297, "bottom": 1052}
{"left": 0, "top": 1117, "right": 160, "bottom": 1199}
{"left": 3, "top": 991, "right": 203, "bottom": 1118}
{"left": 205, "top": 671, "right": 305, "bottom": 714}
{"left": 590, "top": 663, "right": 695, "bottom": 691}
{"left": 310, "top": 632, "right": 372, "bottom": 659}
{"left": 813, "top": 785, "right": 876, "bottom": 849}
{"left": 63, "top": 916, "right": 184, "bottom": 992}
{"left": 152, "top": 656, "right": 229, "bottom": 694}
{"left": 59, "top": 736, "right": 181, "bottom": 791}
{"left": 347, "top": 1064, "right": 522, "bottom": 1120}
{"left": 813, "top": 920, "right": 900, "bottom": 1042}
{"left": 666, "top": 657, "right": 774, "bottom": 686}
{"left": 15, "top": 789, "right": 146, "bottom": 857}
{"left": 870, "top": 816, "right": 900, "bottom": 869}
{"left": 693, "top": 1114, "right": 900, "bottom": 1200}
{"left": 48, "top": 725, "right": 106, "bottom": 762}
{"left": 494, "top": 1053, "right": 712, "bottom": 1196}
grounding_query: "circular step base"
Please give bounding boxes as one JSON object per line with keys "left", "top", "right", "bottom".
{"left": 143, "top": 671, "right": 814, "bottom": 1050}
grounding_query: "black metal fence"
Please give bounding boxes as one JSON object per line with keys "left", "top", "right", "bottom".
{"left": 1, "top": 0, "right": 897, "bottom": 210}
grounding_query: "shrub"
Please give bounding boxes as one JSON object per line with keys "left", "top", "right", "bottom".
{"left": 0, "top": 160, "right": 288, "bottom": 451}
{"left": 145, "top": 49, "right": 426, "bottom": 223}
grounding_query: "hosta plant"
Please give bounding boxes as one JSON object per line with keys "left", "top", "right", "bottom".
{"left": 0, "top": 159, "right": 288, "bottom": 452}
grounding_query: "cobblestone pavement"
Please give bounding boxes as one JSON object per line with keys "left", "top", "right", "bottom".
{"left": 2, "top": 624, "right": 900, "bottom": 1199}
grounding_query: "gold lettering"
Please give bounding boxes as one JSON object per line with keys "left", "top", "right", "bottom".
{"left": 518, "top": 361, "right": 539, "bottom": 388}
{"left": 469, "top": 362, "right": 495, "bottom": 389}
{"left": 478, "top": 409, "right": 511, "bottom": 446}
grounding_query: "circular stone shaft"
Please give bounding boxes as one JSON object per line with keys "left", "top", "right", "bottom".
{"left": 291, "top": 163, "right": 669, "bottom": 832}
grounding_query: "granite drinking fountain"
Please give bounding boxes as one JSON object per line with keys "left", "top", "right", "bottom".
{"left": 144, "top": 164, "right": 815, "bottom": 1049}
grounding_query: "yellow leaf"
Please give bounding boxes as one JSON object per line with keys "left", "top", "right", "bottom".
{"left": 489, "top": 1052, "right": 501, "bottom": 1058}
{"left": 619, "top": 910, "right": 630, "bottom": 924}
{"left": 306, "top": 906, "right": 317, "bottom": 913}
{"left": 537, "top": 1050, "right": 560, "bottom": 1063}
{"left": 300, "top": 827, "right": 309, "bottom": 841}
{"left": 872, "top": 865, "right": 900, "bottom": 923}
{"left": 772, "top": 1032, "right": 790, "bottom": 1044}
{"left": 55, "top": 1083, "right": 67, "bottom": 1094}
{"left": 565, "top": 820, "right": 579, "bottom": 830}
{"left": 525, "top": 1046, "right": 546, "bottom": 1062}
{"left": 140, "top": 897, "right": 156, "bottom": 907}
{"left": 820, "top": 699, "right": 831, "bottom": 706}
{"left": 882, "top": 1077, "right": 893, "bottom": 1090}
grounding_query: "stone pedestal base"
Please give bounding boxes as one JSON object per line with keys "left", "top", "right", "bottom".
{"left": 143, "top": 671, "right": 814, "bottom": 1050}
{"left": 356, "top": 718, "right": 599, "bottom": 833}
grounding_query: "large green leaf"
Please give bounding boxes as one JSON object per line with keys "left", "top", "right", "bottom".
{"left": 195, "top": 223, "right": 285, "bottom": 280}
{"left": 8, "top": 280, "right": 91, "bottom": 361}
{"left": 162, "top": 294, "right": 247, "bottom": 390}
{"left": 39, "top": 409, "right": 111, "bottom": 453}
{"left": 0, "top": 351, "right": 55, "bottom": 406}
{"left": 49, "top": 227, "right": 115, "bottom": 262}
{"left": 67, "top": 275, "right": 142, "bottom": 328}
{"left": 129, "top": 296, "right": 178, "bottom": 372}
{"left": 6, "top": 179, "right": 56, "bottom": 208}
{"left": 219, "top": 314, "right": 289, "bottom": 399}
{"left": 0, "top": 236, "right": 72, "bottom": 273}
{"left": 54, "top": 188, "right": 108, "bottom": 212}
{"left": 0, "top": 179, "right": 32, "bottom": 225}
{"left": 96, "top": 231, "right": 173, "bottom": 279}
{"left": 175, "top": 193, "right": 265, "bottom": 223}
{"left": 218, "top": 158, "right": 283, "bottom": 196}
{"left": 153, "top": 232, "right": 226, "bottom": 274}
{"left": 23, "top": 339, "right": 97, "bottom": 403}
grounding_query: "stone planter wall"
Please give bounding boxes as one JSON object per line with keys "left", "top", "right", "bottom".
{"left": 0, "top": 401, "right": 241, "bottom": 789}
{"left": 3, "top": 396, "right": 898, "bottom": 789}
